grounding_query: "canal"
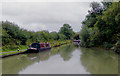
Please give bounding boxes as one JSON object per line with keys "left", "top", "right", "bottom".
{"left": 2, "top": 44, "right": 118, "bottom": 74}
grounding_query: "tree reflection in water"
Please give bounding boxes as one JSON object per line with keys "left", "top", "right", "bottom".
{"left": 2, "top": 44, "right": 118, "bottom": 74}
{"left": 80, "top": 47, "right": 118, "bottom": 74}
{"left": 2, "top": 44, "right": 75, "bottom": 74}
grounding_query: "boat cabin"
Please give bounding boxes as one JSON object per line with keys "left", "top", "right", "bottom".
{"left": 27, "top": 42, "right": 51, "bottom": 52}
{"left": 73, "top": 40, "right": 80, "bottom": 45}
{"left": 30, "top": 43, "right": 51, "bottom": 48}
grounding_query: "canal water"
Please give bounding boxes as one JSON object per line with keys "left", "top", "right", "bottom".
{"left": 2, "top": 44, "right": 118, "bottom": 74}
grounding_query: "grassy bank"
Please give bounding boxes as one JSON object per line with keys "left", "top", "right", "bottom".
{"left": 1, "top": 50, "right": 26, "bottom": 56}
{"left": 2, "top": 45, "right": 28, "bottom": 52}
{"left": 1, "top": 40, "right": 72, "bottom": 57}
{"left": 49, "top": 40, "right": 71, "bottom": 47}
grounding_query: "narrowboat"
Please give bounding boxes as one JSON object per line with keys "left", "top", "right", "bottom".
{"left": 73, "top": 40, "right": 80, "bottom": 46}
{"left": 26, "top": 42, "right": 51, "bottom": 53}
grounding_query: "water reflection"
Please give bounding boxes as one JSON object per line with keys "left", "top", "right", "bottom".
{"left": 2, "top": 44, "right": 76, "bottom": 74}
{"left": 80, "top": 47, "right": 118, "bottom": 74}
{"left": 2, "top": 44, "right": 118, "bottom": 74}
{"left": 51, "top": 44, "right": 76, "bottom": 61}
{"left": 19, "top": 47, "right": 89, "bottom": 74}
{"left": 2, "top": 50, "right": 52, "bottom": 73}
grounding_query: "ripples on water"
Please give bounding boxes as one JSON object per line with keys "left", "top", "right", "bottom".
{"left": 2, "top": 44, "right": 118, "bottom": 74}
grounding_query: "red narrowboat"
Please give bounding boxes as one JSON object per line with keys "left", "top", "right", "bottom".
{"left": 26, "top": 42, "right": 51, "bottom": 53}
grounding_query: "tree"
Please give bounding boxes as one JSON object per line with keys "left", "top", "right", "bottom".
{"left": 89, "top": 2, "right": 104, "bottom": 15}
{"left": 73, "top": 34, "right": 80, "bottom": 40}
{"left": 80, "top": 1, "right": 120, "bottom": 50}
{"left": 59, "top": 24, "right": 75, "bottom": 39}
{"left": 50, "top": 32, "right": 59, "bottom": 40}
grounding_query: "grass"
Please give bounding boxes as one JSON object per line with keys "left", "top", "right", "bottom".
{"left": 49, "top": 40, "right": 72, "bottom": 47}
{"left": 1, "top": 50, "right": 26, "bottom": 56}
{"left": 2, "top": 45, "right": 28, "bottom": 52}
{"left": 0, "top": 40, "right": 72, "bottom": 57}
{"left": 1, "top": 45, "right": 28, "bottom": 56}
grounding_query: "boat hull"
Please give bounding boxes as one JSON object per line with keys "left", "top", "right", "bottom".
{"left": 25, "top": 47, "right": 51, "bottom": 53}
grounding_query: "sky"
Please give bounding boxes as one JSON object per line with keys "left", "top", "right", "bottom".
{"left": 1, "top": 0, "right": 102, "bottom": 32}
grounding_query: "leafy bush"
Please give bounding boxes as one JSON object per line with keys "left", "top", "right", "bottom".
{"left": 102, "top": 42, "right": 113, "bottom": 49}
{"left": 79, "top": 2, "right": 120, "bottom": 52}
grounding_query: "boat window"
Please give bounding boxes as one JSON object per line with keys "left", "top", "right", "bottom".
{"left": 40, "top": 44, "right": 45, "bottom": 48}
{"left": 31, "top": 43, "right": 40, "bottom": 48}
{"left": 37, "top": 44, "right": 40, "bottom": 48}
{"left": 31, "top": 43, "right": 37, "bottom": 48}
{"left": 46, "top": 43, "right": 50, "bottom": 47}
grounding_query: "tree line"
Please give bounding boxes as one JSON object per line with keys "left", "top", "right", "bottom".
{"left": 2, "top": 21, "right": 75, "bottom": 50}
{"left": 80, "top": 1, "right": 120, "bottom": 52}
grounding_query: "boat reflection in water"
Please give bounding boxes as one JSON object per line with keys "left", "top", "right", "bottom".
{"left": 2, "top": 49, "right": 51, "bottom": 74}
{"left": 2, "top": 44, "right": 118, "bottom": 74}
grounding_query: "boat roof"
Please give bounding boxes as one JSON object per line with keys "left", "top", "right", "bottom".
{"left": 31, "top": 43, "right": 50, "bottom": 44}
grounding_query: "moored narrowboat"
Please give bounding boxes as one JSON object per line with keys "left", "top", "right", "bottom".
{"left": 26, "top": 42, "right": 51, "bottom": 53}
{"left": 73, "top": 40, "right": 80, "bottom": 46}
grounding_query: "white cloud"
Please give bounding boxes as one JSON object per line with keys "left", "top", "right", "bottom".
{"left": 2, "top": 2, "right": 91, "bottom": 32}
{"left": 0, "top": 1, "right": 2, "bottom": 21}
{"left": 2, "top": 0, "right": 102, "bottom": 2}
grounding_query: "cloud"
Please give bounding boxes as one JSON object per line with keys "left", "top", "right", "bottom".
{"left": 2, "top": 0, "right": 102, "bottom": 2}
{"left": 2, "top": 2, "right": 91, "bottom": 32}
